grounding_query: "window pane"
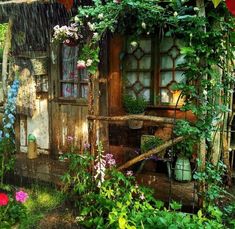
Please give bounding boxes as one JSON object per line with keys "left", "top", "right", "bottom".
{"left": 139, "top": 55, "right": 151, "bottom": 69}
{"left": 62, "top": 83, "right": 73, "bottom": 97}
{"left": 161, "top": 55, "right": 173, "bottom": 69}
{"left": 175, "top": 55, "right": 185, "bottom": 67}
{"left": 62, "top": 45, "right": 78, "bottom": 80}
{"left": 126, "top": 72, "right": 138, "bottom": 86}
{"left": 169, "top": 47, "right": 180, "bottom": 59}
{"left": 175, "top": 71, "right": 185, "bottom": 83}
{"left": 139, "top": 39, "right": 151, "bottom": 53}
{"left": 160, "top": 71, "right": 173, "bottom": 86}
{"left": 126, "top": 55, "right": 138, "bottom": 70}
{"left": 134, "top": 48, "right": 144, "bottom": 59}
{"left": 139, "top": 72, "right": 151, "bottom": 87}
{"left": 160, "top": 89, "right": 171, "bottom": 103}
{"left": 160, "top": 37, "right": 173, "bottom": 52}
{"left": 81, "top": 85, "right": 88, "bottom": 98}
{"left": 140, "top": 89, "right": 150, "bottom": 101}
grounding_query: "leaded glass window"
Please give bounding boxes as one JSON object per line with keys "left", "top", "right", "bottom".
{"left": 123, "top": 36, "right": 185, "bottom": 107}
{"left": 60, "top": 44, "right": 88, "bottom": 99}
{"left": 123, "top": 39, "right": 153, "bottom": 102}
{"left": 159, "top": 38, "right": 185, "bottom": 105}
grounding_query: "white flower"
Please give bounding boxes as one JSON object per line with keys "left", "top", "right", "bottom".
{"left": 140, "top": 193, "right": 145, "bottom": 200}
{"left": 126, "top": 170, "right": 133, "bottom": 176}
{"left": 87, "top": 22, "right": 95, "bottom": 31}
{"left": 77, "top": 60, "right": 86, "bottom": 70}
{"left": 98, "top": 13, "right": 104, "bottom": 20}
{"left": 93, "top": 32, "right": 99, "bottom": 40}
{"left": 130, "top": 41, "right": 138, "bottom": 48}
{"left": 173, "top": 12, "right": 178, "bottom": 17}
{"left": 194, "top": 7, "right": 200, "bottom": 11}
{"left": 141, "top": 22, "right": 146, "bottom": 29}
{"left": 86, "top": 59, "right": 93, "bottom": 67}
{"left": 203, "top": 90, "right": 207, "bottom": 96}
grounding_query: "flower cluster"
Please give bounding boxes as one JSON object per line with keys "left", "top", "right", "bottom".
{"left": 104, "top": 153, "right": 116, "bottom": 167}
{"left": 52, "top": 23, "right": 81, "bottom": 44}
{"left": 0, "top": 191, "right": 28, "bottom": 206}
{"left": 1, "top": 79, "right": 20, "bottom": 140}
{"left": 94, "top": 153, "right": 106, "bottom": 188}
{"left": 77, "top": 59, "right": 93, "bottom": 70}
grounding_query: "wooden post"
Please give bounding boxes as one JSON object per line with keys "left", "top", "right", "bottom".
{"left": 2, "top": 16, "right": 13, "bottom": 97}
{"left": 196, "top": 0, "right": 206, "bottom": 207}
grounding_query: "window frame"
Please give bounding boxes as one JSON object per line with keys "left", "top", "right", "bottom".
{"left": 58, "top": 44, "right": 89, "bottom": 104}
{"left": 122, "top": 35, "right": 185, "bottom": 109}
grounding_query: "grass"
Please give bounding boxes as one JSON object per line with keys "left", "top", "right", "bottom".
{"left": 19, "top": 184, "right": 64, "bottom": 229}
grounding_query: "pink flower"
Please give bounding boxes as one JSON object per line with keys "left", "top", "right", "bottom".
{"left": 15, "top": 191, "right": 29, "bottom": 203}
{"left": 104, "top": 153, "right": 116, "bottom": 167}
{"left": 77, "top": 60, "right": 86, "bottom": 70}
{"left": 0, "top": 193, "right": 9, "bottom": 206}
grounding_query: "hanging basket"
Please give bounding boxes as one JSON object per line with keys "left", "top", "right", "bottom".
{"left": 128, "top": 113, "right": 144, "bottom": 129}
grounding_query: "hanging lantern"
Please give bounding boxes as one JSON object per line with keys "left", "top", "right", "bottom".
{"left": 226, "top": 0, "right": 235, "bottom": 16}
{"left": 57, "top": 0, "right": 74, "bottom": 11}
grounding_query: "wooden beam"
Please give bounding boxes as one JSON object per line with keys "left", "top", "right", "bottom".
{"left": 87, "top": 115, "right": 176, "bottom": 124}
{"left": 117, "top": 136, "right": 184, "bottom": 171}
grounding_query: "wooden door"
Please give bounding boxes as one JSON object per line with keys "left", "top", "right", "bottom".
{"left": 49, "top": 43, "right": 88, "bottom": 156}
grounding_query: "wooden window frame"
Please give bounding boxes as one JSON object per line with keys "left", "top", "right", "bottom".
{"left": 122, "top": 36, "right": 184, "bottom": 109}
{"left": 58, "top": 44, "right": 88, "bottom": 104}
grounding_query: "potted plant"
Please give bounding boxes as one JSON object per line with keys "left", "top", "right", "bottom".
{"left": 123, "top": 94, "right": 147, "bottom": 129}
{"left": 174, "top": 141, "right": 193, "bottom": 182}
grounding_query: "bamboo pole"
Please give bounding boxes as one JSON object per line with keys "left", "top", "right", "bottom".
{"left": 117, "top": 136, "right": 184, "bottom": 171}
{"left": 87, "top": 115, "right": 175, "bottom": 124}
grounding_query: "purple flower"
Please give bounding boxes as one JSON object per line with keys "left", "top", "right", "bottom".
{"left": 126, "top": 170, "right": 133, "bottom": 176}
{"left": 15, "top": 191, "right": 29, "bottom": 203}
{"left": 104, "top": 153, "right": 116, "bottom": 167}
{"left": 107, "top": 158, "right": 116, "bottom": 166}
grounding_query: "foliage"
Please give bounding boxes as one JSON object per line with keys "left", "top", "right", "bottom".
{"left": 0, "top": 189, "right": 28, "bottom": 228}
{"left": 0, "top": 76, "right": 20, "bottom": 186}
{"left": 123, "top": 94, "right": 147, "bottom": 114}
{"left": 19, "top": 185, "right": 64, "bottom": 229}
{"left": 60, "top": 140, "right": 93, "bottom": 212}
{"left": 194, "top": 161, "right": 227, "bottom": 205}
{"left": 141, "top": 135, "right": 163, "bottom": 153}
{"left": 0, "top": 23, "right": 7, "bottom": 49}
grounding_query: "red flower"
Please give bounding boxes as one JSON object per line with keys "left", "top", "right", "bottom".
{"left": 226, "top": 0, "right": 235, "bottom": 16}
{"left": 0, "top": 193, "right": 9, "bottom": 206}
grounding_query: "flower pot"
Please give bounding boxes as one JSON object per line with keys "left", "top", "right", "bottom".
{"left": 128, "top": 113, "right": 144, "bottom": 129}
{"left": 174, "top": 156, "right": 192, "bottom": 182}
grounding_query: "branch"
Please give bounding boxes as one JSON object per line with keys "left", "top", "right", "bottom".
{"left": 117, "top": 136, "right": 184, "bottom": 171}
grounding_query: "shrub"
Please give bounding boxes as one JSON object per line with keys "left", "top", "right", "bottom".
{"left": 123, "top": 94, "right": 147, "bottom": 114}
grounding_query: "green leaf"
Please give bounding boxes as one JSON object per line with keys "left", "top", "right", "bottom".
{"left": 211, "top": 0, "right": 222, "bottom": 8}
{"left": 119, "top": 217, "right": 127, "bottom": 229}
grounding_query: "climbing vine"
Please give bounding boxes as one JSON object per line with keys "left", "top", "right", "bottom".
{"left": 53, "top": 0, "right": 235, "bottom": 207}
